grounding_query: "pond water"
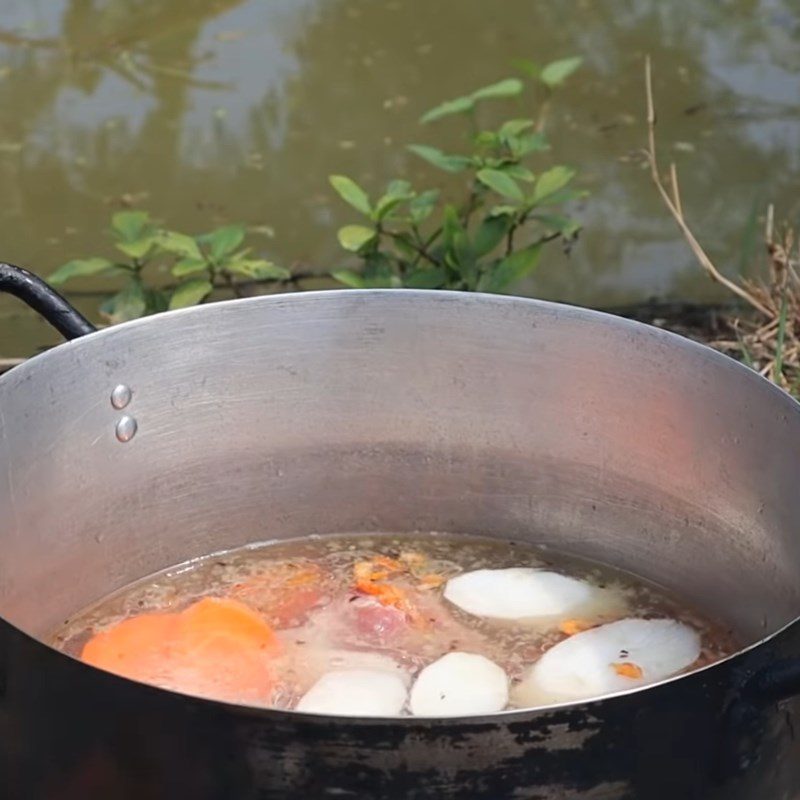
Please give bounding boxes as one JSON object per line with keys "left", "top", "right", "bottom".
{"left": 0, "top": 0, "right": 798, "bottom": 355}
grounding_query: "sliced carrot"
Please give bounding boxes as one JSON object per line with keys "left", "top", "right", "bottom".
{"left": 178, "top": 597, "right": 281, "bottom": 654}
{"left": 81, "top": 613, "right": 178, "bottom": 682}
{"left": 81, "top": 597, "right": 280, "bottom": 704}
{"left": 612, "top": 662, "right": 644, "bottom": 679}
{"left": 559, "top": 619, "right": 593, "bottom": 636}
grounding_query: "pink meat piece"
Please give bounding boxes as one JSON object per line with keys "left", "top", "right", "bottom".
{"left": 300, "top": 588, "right": 491, "bottom": 663}
{"left": 351, "top": 597, "right": 407, "bottom": 644}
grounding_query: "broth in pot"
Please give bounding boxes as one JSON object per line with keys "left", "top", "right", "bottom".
{"left": 52, "top": 533, "right": 739, "bottom": 717}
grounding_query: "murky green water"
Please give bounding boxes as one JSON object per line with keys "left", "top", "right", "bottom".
{"left": 0, "top": 0, "right": 798, "bottom": 355}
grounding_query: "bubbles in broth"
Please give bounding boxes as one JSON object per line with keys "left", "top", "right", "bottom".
{"left": 52, "top": 533, "right": 739, "bottom": 716}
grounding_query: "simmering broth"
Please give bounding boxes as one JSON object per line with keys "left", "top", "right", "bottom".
{"left": 52, "top": 533, "right": 739, "bottom": 716}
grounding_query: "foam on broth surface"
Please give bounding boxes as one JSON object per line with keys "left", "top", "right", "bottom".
{"left": 51, "top": 533, "right": 739, "bottom": 713}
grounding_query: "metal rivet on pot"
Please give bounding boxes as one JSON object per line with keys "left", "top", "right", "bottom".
{"left": 111, "top": 384, "right": 132, "bottom": 410}
{"left": 115, "top": 415, "right": 137, "bottom": 443}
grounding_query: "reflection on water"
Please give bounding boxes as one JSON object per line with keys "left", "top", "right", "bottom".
{"left": 0, "top": 0, "right": 798, "bottom": 354}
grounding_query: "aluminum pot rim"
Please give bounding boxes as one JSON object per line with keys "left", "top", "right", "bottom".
{"left": 2, "top": 288, "right": 797, "bottom": 412}
{"left": 2, "top": 289, "right": 798, "bottom": 722}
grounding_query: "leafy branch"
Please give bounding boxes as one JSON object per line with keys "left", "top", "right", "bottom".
{"left": 49, "top": 211, "right": 289, "bottom": 322}
{"left": 328, "top": 58, "right": 586, "bottom": 293}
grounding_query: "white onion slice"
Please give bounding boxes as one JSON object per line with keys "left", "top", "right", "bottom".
{"left": 409, "top": 652, "right": 508, "bottom": 717}
{"left": 296, "top": 668, "right": 408, "bottom": 716}
{"left": 518, "top": 618, "right": 701, "bottom": 704}
{"left": 444, "top": 568, "right": 592, "bottom": 620}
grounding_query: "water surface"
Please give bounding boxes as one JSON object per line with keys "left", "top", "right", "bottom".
{"left": 0, "top": 0, "right": 798, "bottom": 354}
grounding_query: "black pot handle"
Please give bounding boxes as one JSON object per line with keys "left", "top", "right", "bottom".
{"left": 0, "top": 262, "right": 96, "bottom": 340}
{"left": 743, "top": 658, "right": 800, "bottom": 706}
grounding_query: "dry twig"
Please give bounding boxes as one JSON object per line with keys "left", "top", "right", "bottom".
{"left": 643, "top": 57, "right": 770, "bottom": 317}
{"left": 644, "top": 56, "right": 800, "bottom": 392}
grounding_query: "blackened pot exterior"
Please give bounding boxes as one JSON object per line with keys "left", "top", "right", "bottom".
{"left": 2, "top": 291, "right": 800, "bottom": 799}
{"left": 3, "top": 620, "right": 799, "bottom": 799}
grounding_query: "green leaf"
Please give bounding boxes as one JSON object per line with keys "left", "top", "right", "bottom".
{"left": 329, "top": 175, "right": 372, "bottom": 216}
{"left": 225, "top": 259, "right": 290, "bottom": 280}
{"left": 145, "top": 289, "right": 170, "bottom": 314}
{"left": 442, "top": 204, "right": 463, "bottom": 248}
{"left": 331, "top": 269, "right": 366, "bottom": 288}
{"left": 540, "top": 56, "right": 583, "bottom": 89}
{"left": 408, "top": 189, "right": 440, "bottom": 223}
{"left": 512, "top": 131, "right": 549, "bottom": 157}
{"left": 207, "top": 225, "right": 245, "bottom": 262}
{"left": 103, "top": 280, "right": 147, "bottom": 323}
{"left": 470, "top": 78, "right": 524, "bottom": 102}
{"left": 374, "top": 180, "right": 415, "bottom": 221}
{"left": 474, "top": 131, "right": 500, "bottom": 149}
{"left": 49, "top": 257, "right": 116, "bottom": 285}
{"left": 390, "top": 231, "right": 419, "bottom": 260}
{"left": 477, "top": 168, "right": 524, "bottom": 202}
{"left": 453, "top": 230, "right": 474, "bottom": 265}
{"left": 407, "top": 144, "right": 472, "bottom": 173}
{"left": 489, "top": 204, "right": 519, "bottom": 217}
{"left": 404, "top": 267, "right": 448, "bottom": 289}
{"left": 533, "top": 166, "right": 576, "bottom": 203}
{"left": 168, "top": 279, "right": 213, "bottom": 310}
{"left": 362, "top": 253, "right": 396, "bottom": 288}
{"left": 482, "top": 242, "right": 543, "bottom": 292}
{"left": 419, "top": 95, "right": 474, "bottom": 124}
{"left": 157, "top": 230, "right": 203, "bottom": 260}
{"left": 337, "top": 224, "right": 376, "bottom": 252}
{"left": 111, "top": 210, "right": 150, "bottom": 242}
{"left": 500, "top": 119, "right": 535, "bottom": 138}
{"left": 536, "top": 187, "right": 589, "bottom": 206}
{"left": 513, "top": 58, "right": 540, "bottom": 79}
{"left": 531, "top": 213, "right": 582, "bottom": 237}
{"left": 115, "top": 237, "right": 157, "bottom": 259}
{"left": 500, "top": 164, "right": 536, "bottom": 182}
{"left": 473, "top": 216, "right": 511, "bottom": 257}
{"left": 171, "top": 257, "right": 209, "bottom": 278}
{"left": 449, "top": 229, "right": 477, "bottom": 288}
{"left": 386, "top": 179, "right": 412, "bottom": 196}
{"left": 374, "top": 196, "right": 405, "bottom": 221}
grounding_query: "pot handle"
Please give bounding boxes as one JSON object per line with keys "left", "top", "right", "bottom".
{"left": 743, "top": 659, "right": 800, "bottom": 706}
{"left": 0, "top": 262, "right": 96, "bottom": 340}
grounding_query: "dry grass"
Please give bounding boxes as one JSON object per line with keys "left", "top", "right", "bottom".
{"left": 644, "top": 56, "right": 800, "bottom": 394}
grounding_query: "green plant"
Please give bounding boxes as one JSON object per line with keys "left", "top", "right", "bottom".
{"left": 329, "top": 57, "right": 586, "bottom": 293}
{"left": 49, "top": 211, "right": 289, "bottom": 322}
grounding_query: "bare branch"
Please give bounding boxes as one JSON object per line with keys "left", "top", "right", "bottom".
{"left": 669, "top": 162, "right": 682, "bottom": 218}
{"left": 643, "top": 56, "right": 771, "bottom": 318}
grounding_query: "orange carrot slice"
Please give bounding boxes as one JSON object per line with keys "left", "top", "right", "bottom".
{"left": 177, "top": 597, "right": 281, "bottom": 653}
{"left": 81, "top": 612, "right": 178, "bottom": 682}
{"left": 81, "top": 597, "right": 280, "bottom": 704}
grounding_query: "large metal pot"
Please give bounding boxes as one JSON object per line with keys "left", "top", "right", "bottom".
{"left": 1, "top": 264, "right": 799, "bottom": 799}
